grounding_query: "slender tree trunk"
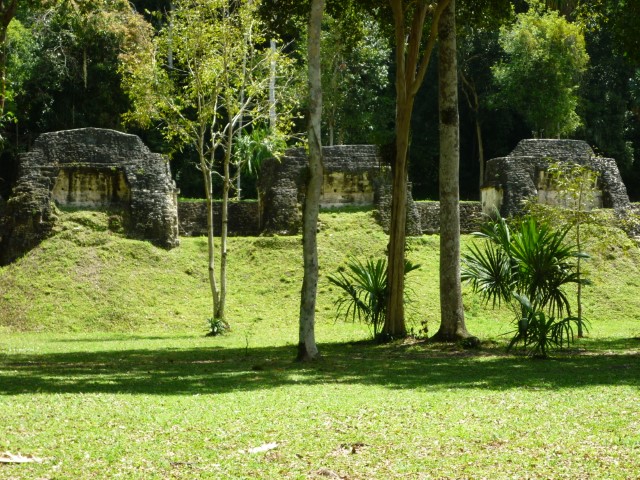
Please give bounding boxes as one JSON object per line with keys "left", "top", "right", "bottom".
{"left": 0, "top": 0, "right": 17, "bottom": 117}
{"left": 167, "top": 2, "right": 174, "bottom": 69}
{"left": 269, "top": 38, "right": 277, "bottom": 129}
{"left": 576, "top": 186, "right": 583, "bottom": 337}
{"left": 383, "top": 99, "right": 412, "bottom": 338}
{"left": 219, "top": 129, "right": 234, "bottom": 323}
{"left": 202, "top": 159, "right": 221, "bottom": 322}
{"left": 476, "top": 115, "right": 484, "bottom": 189}
{"left": 460, "top": 71, "right": 483, "bottom": 190}
{"left": 577, "top": 222, "right": 583, "bottom": 336}
{"left": 297, "top": 0, "right": 324, "bottom": 361}
{"left": 383, "top": 0, "right": 413, "bottom": 339}
{"left": 83, "top": 47, "right": 88, "bottom": 90}
{"left": 0, "top": 27, "right": 8, "bottom": 117}
{"left": 432, "top": 0, "right": 475, "bottom": 342}
{"left": 328, "top": 120, "right": 334, "bottom": 146}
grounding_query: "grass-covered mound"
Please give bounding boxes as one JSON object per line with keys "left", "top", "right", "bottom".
{"left": 1, "top": 207, "right": 639, "bottom": 343}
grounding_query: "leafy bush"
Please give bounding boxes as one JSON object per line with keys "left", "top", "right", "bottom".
{"left": 327, "top": 257, "right": 419, "bottom": 340}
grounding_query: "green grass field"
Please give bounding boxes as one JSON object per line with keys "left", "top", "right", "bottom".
{"left": 1, "top": 208, "right": 639, "bottom": 478}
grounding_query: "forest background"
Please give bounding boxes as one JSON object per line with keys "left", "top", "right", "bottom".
{"left": 0, "top": 0, "right": 639, "bottom": 202}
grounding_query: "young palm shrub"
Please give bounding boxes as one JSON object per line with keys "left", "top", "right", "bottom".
{"left": 462, "top": 215, "right": 587, "bottom": 356}
{"left": 510, "top": 294, "right": 588, "bottom": 358}
{"left": 327, "top": 257, "right": 419, "bottom": 340}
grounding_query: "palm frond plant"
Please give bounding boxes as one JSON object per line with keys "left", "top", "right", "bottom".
{"left": 327, "top": 257, "right": 419, "bottom": 340}
{"left": 462, "top": 215, "right": 588, "bottom": 356}
{"left": 510, "top": 217, "right": 581, "bottom": 317}
{"left": 509, "top": 293, "right": 589, "bottom": 358}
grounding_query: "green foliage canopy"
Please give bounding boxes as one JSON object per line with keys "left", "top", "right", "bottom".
{"left": 492, "top": 2, "right": 589, "bottom": 137}
{"left": 320, "top": 13, "right": 393, "bottom": 146}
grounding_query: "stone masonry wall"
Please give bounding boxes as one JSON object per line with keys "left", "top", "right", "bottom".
{"left": 178, "top": 198, "right": 485, "bottom": 237}
{"left": 178, "top": 201, "right": 261, "bottom": 237}
{"left": 417, "top": 202, "right": 486, "bottom": 234}
{"left": 258, "top": 145, "right": 394, "bottom": 235}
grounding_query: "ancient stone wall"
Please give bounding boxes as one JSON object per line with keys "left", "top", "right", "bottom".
{"left": 482, "top": 139, "right": 631, "bottom": 217}
{"left": 177, "top": 201, "right": 261, "bottom": 237}
{"left": 417, "top": 201, "right": 485, "bottom": 234}
{"left": 0, "top": 128, "right": 179, "bottom": 264}
{"left": 178, "top": 198, "right": 487, "bottom": 237}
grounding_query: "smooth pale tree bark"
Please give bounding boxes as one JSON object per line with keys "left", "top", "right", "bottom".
{"left": 297, "top": 0, "right": 324, "bottom": 361}
{"left": 203, "top": 161, "right": 221, "bottom": 323}
{"left": 432, "top": 0, "right": 475, "bottom": 342}
{"left": 383, "top": 0, "right": 450, "bottom": 338}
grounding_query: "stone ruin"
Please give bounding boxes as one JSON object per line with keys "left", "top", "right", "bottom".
{"left": 177, "top": 144, "right": 438, "bottom": 237}
{"left": 258, "top": 145, "right": 395, "bottom": 234}
{"left": 0, "top": 128, "right": 179, "bottom": 264}
{"left": 12, "top": 136, "right": 625, "bottom": 264}
{"left": 481, "top": 139, "right": 631, "bottom": 217}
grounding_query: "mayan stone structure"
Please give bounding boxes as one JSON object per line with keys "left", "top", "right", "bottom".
{"left": 258, "top": 145, "right": 408, "bottom": 234}
{"left": 482, "top": 139, "right": 631, "bottom": 217}
{"left": 0, "top": 128, "right": 179, "bottom": 264}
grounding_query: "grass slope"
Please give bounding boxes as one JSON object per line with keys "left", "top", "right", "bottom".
{"left": 0, "top": 208, "right": 639, "bottom": 478}
{"left": 1, "top": 208, "right": 639, "bottom": 341}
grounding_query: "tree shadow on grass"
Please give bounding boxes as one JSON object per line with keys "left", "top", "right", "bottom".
{"left": 0, "top": 339, "right": 638, "bottom": 396}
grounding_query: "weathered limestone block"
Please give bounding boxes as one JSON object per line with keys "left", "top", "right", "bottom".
{"left": 0, "top": 128, "right": 179, "bottom": 264}
{"left": 482, "top": 139, "right": 631, "bottom": 217}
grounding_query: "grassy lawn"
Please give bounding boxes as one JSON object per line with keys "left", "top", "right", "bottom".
{"left": 1, "top": 208, "right": 639, "bottom": 478}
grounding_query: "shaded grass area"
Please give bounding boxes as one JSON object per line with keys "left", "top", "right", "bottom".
{"left": 1, "top": 334, "right": 639, "bottom": 479}
{"left": 1, "top": 335, "right": 639, "bottom": 396}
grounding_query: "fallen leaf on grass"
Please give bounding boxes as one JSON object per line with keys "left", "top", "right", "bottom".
{"left": 245, "top": 442, "right": 278, "bottom": 454}
{"left": 0, "top": 452, "right": 44, "bottom": 464}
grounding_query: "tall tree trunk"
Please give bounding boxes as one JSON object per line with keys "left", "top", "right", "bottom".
{"left": 269, "top": 39, "right": 277, "bottom": 129}
{"left": 297, "top": 0, "right": 324, "bottom": 361}
{"left": 384, "top": 98, "right": 412, "bottom": 338}
{"left": 576, "top": 186, "right": 583, "bottom": 337}
{"left": 432, "top": 0, "right": 475, "bottom": 342}
{"left": 383, "top": 0, "right": 449, "bottom": 339}
{"left": 167, "top": 2, "right": 174, "bottom": 69}
{"left": 460, "top": 71, "right": 484, "bottom": 191}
